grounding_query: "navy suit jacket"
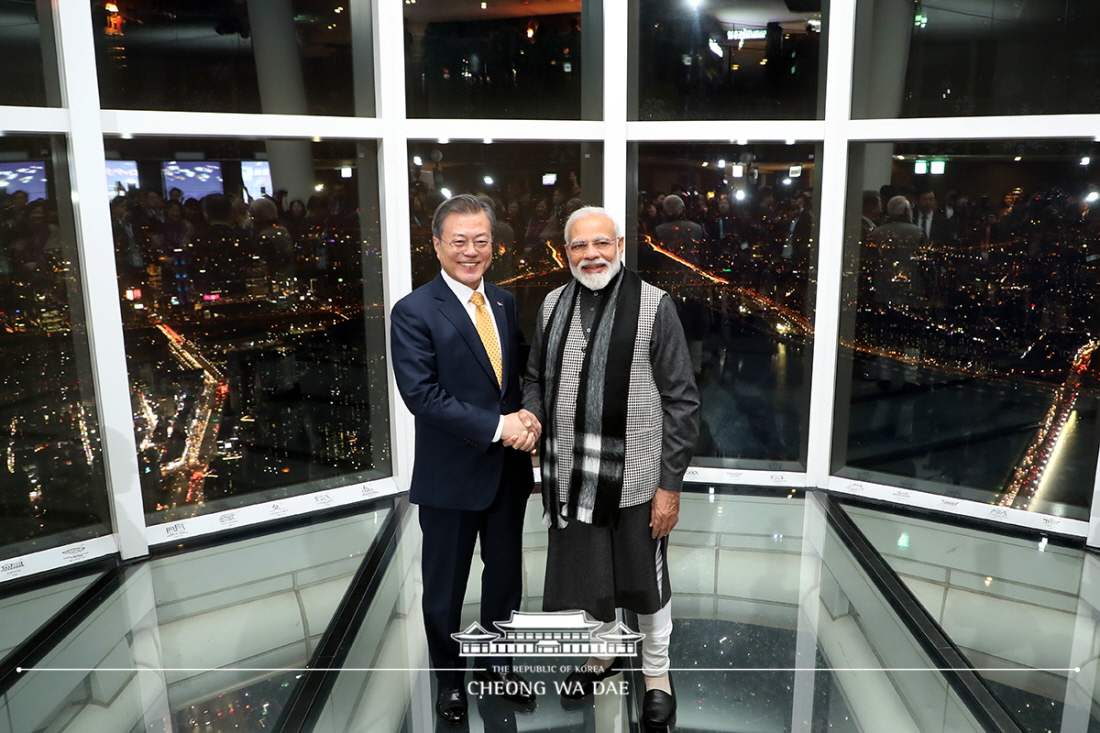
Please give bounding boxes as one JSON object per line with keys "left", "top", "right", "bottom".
{"left": 390, "top": 273, "right": 534, "bottom": 511}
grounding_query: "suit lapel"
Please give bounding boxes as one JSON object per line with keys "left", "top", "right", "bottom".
{"left": 431, "top": 275, "right": 500, "bottom": 390}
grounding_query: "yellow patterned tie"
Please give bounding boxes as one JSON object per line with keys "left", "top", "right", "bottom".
{"left": 470, "top": 291, "right": 502, "bottom": 387}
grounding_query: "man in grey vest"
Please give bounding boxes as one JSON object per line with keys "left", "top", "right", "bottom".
{"left": 520, "top": 206, "right": 699, "bottom": 727}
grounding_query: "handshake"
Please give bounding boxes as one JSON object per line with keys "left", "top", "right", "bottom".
{"left": 501, "top": 409, "right": 541, "bottom": 454}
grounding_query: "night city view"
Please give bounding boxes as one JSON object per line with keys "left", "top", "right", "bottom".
{"left": 108, "top": 138, "right": 391, "bottom": 523}
{"left": 0, "top": 137, "right": 110, "bottom": 558}
{"left": 0, "top": 134, "right": 392, "bottom": 548}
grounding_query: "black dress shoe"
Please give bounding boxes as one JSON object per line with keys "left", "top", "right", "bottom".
{"left": 473, "top": 668, "right": 537, "bottom": 704}
{"left": 642, "top": 688, "right": 676, "bottom": 727}
{"left": 435, "top": 686, "right": 468, "bottom": 725}
{"left": 560, "top": 659, "right": 620, "bottom": 701}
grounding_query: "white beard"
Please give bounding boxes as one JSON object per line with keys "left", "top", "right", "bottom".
{"left": 571, "top": 251, "right": 622, "bottom": 291}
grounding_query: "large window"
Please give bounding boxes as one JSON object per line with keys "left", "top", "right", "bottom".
{"left": 835, "top": 140, "right": 1100, "bottom": 520}
{"left": 633, "top": 0, "right": 827, "bottom": 120}
{"left": 853, "top": 0, "right": 1100, "bottom": 119}
{"left": 105, "top": 136, "right": 390, "bottom": 524}
{"left": 404, "top": 2, "right": 597, "bottom": 120}
{"left": 633, "top": 143, "right": 818, "bottom": 468}
{"left": 93, "top": 1, "right": 374, "bottom": 116}
{"left": 0, "top": 135, "right": 109, "bottom": 560}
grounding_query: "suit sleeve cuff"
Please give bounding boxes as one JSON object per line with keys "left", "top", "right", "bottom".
{"left": 493, "top": 416, "right": 504, "bottom": 443}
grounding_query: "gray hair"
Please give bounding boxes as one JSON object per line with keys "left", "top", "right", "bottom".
{"left": 886, "top": 195, "right": 912, "bottom": 219}
{"left": 662, "top": 194, "right": 685, "bottom": 216}
{"left": 249, "top": 197, "right": 278, "bottom": 220}
{"left": 563, "top": 206, "right": 622, "bottom": 244}
{"left": 431, "top": 193, "right": 496, "bottom": 240}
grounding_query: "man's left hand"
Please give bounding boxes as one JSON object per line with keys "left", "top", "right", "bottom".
{"left": 650, "top": 488, "right": 680, "bottom": 539}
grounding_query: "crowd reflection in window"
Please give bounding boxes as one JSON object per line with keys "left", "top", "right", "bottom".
{"left": 107, "top": 145, "right": 389, "bottom": 521}
{"left": 634, "top": 149, "right": 817, "bottom": 467}
{"left": 844, "top": 147, "right": 1100, "bottom": 518}
{"left": 0, "top": 153, "right": 109, "bottom": 550}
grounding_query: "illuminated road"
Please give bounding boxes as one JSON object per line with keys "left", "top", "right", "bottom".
{"left": 155, "top": 322, "right": 228, "bottom": 506}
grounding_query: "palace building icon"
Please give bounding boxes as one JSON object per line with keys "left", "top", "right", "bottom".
{"left": 451, "top": 610, "right": 644, "bottom": 657}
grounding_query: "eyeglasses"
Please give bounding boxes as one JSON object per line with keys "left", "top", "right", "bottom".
{"left": 567, "top": 237, "right": 619, "bottom": 254}
{"left": 442, "top": 238, "right": 492, "bottom": 252}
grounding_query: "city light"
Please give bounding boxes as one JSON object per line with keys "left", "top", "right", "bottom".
{"left": 1081, "top": 157, "right": 1090, "bottom": 166}
{"left": 734, "top": 189, "right": 746, "bottom": 201}
{"left": 412, "top": 156, "right": 422, "bottom": 166}
{"left": 440, "top": 187, "right": 453, "bottom": 198}
{"left": 1087, "top": 192, "right": 1099, "bottom": 203}
{"left": 718, "top": 159, "right": 726, "bottom": 168}
{"left": 930, "top": 160, "right": 945, "bottom": 174}
{"left": 483, "top": 176, "right": 494, "bottom": 186}
{"left": 731, "top": 164, "right": 744, "bottom": 178}
{"left": 914, "top": 160, "right": 928, "bottom": 174}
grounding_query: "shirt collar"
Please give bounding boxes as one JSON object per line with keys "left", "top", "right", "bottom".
{"left": 440, "top": 269, "right": 486, "bottom": 305}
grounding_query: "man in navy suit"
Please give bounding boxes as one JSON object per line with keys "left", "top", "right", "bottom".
{"left": 390, "top": 194, "right": 539, "bottom": 725}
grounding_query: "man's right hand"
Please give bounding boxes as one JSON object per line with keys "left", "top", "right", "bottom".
{"left": 502, "top": 410, "right": 540, "bottom": 453}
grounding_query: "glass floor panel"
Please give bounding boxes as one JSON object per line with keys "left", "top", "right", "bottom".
{"left": 0, "top": 503, "right": 390, "bottom": 733}
{"left": 309, "top": 493, "right": 989, "bottom": 733}
{"left": 846, "top": 502, "right": 1100, "bottom": 733}
{"left": 0, "top": 571, "right": 103, "bottom": 668}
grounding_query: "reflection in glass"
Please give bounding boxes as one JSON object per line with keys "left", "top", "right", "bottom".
{"left": 404, "top": 2, "right": 594, "bottom": 120}
{"left": 0, "top": 0, "right": 52, "bottom": 107}
{"left": 0, "top": 135, "right": 108, "bottom": 559}
{"left": 105, "top": 137, "right": 390, "bottom": 523}
{"left": 633, "top": 0, "right": 825, "bottom": 120}
{"left": 407, "top": 140, "right": 602, "bottom": 337}
{"left": 0, "top": 571, "right": 101, "bottom": 666}
{"left": 837, "top": 140, "right": 1100, "bottom": 519}
{"left": 847, "top": 502, "right": 1096, "bottom": 733}
{"left": 853, "top": 0, "right": 1100, "bottom": 118}
{"left": 634, "top": 143, "right": 817, "bottom": 468}
{"left": 93, "top": 1, "right": 372, "bottom": 116}
{"left": 0, "top": 505, "right": 390, "bottom": 732}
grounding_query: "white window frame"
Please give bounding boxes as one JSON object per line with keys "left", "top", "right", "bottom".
{"left": 2, "top": 0, "right": 1098, "bottom": 584}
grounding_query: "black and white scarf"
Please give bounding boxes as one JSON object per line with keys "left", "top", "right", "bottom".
{"left": 540, "top": 269, "right": 641, "bottom": 527}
